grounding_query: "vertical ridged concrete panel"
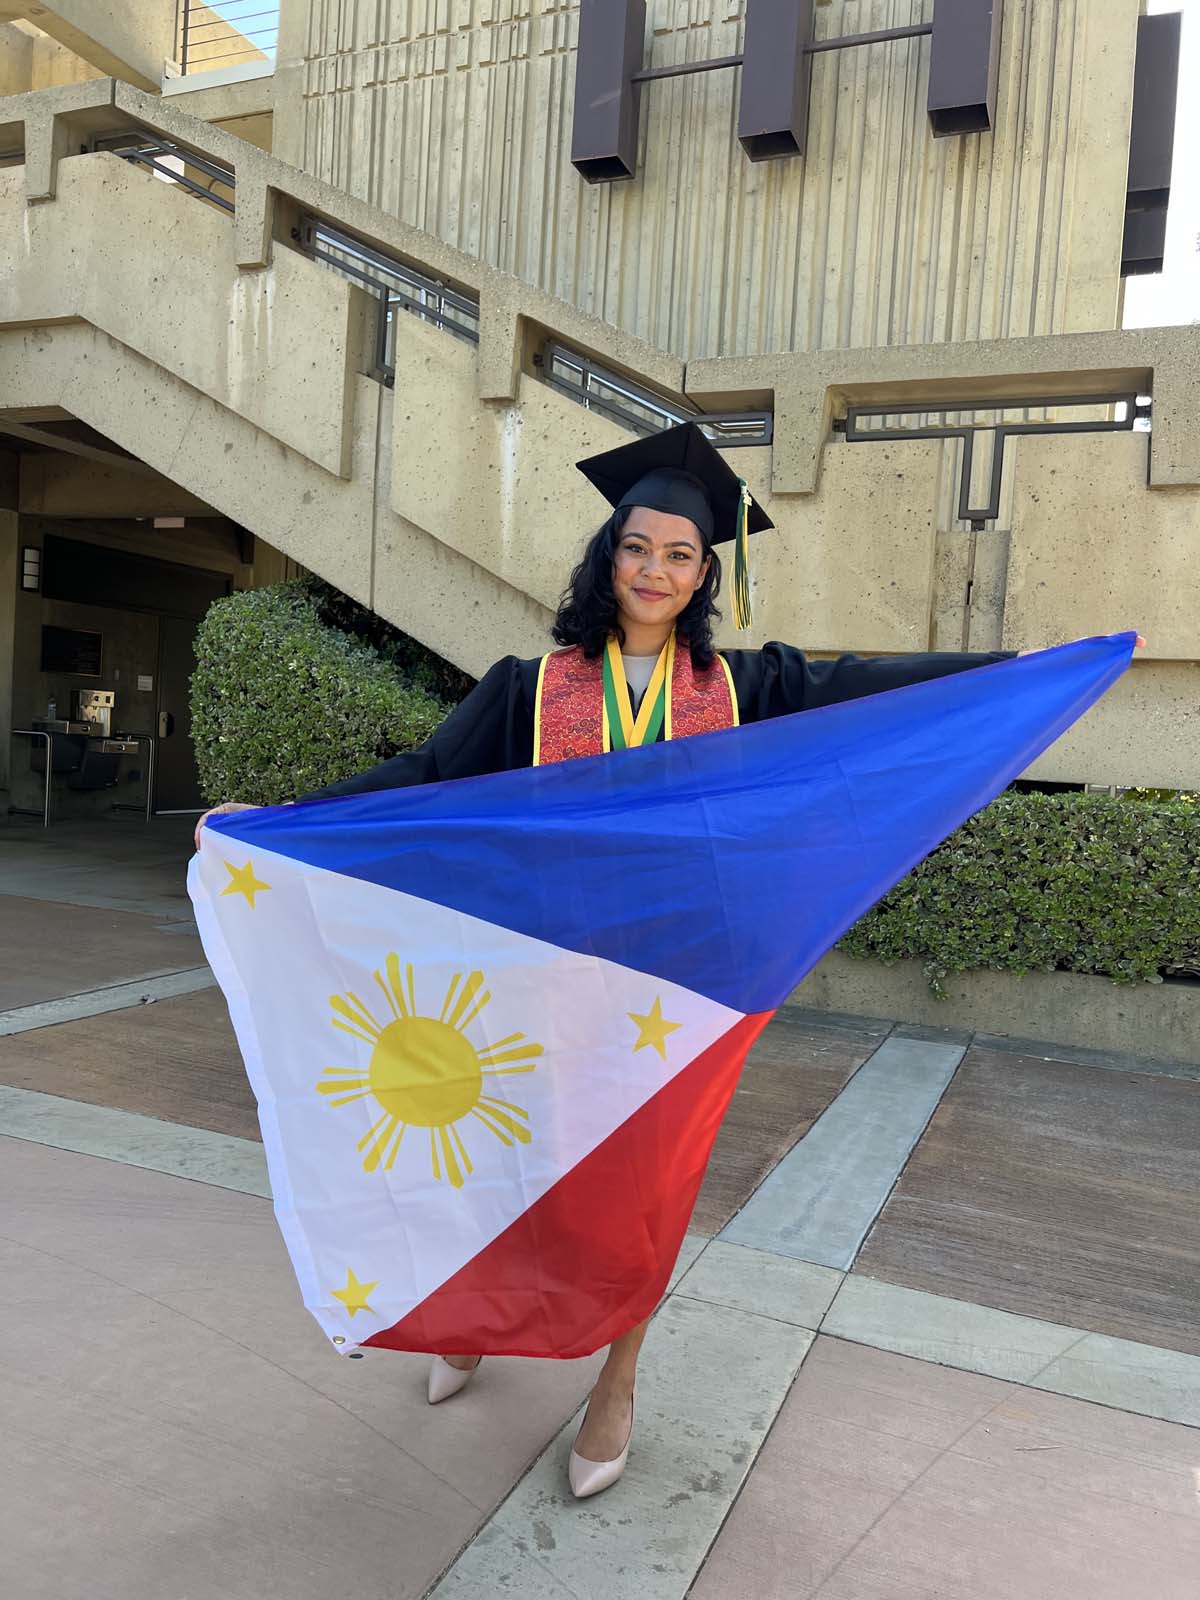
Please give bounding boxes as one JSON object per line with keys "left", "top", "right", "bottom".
{"left": 286, "top": 0, "right": 1135, "bottom": 360}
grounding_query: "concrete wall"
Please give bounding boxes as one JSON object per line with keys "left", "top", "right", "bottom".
{"left": 0, "top": 458, "right": 16, "bottom": 792}
{"left": 275, "top": 0, "right": 1138, "bottom": 357}
{"left": 792, "top": 950, "right": 1200, "bottom": 1067}
{"left": 0, "top": 19, "right": 104, "bottom": 94}
{"left": 0, "top": 1, "right": 175, "bottom": 91}
{"left": 0, "top": 158, "right": 362, "bottom": 478}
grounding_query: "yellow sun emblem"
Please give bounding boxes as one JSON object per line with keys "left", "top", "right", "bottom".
{"left": 316, "top": 954, "right": 543, "bottom": 1190}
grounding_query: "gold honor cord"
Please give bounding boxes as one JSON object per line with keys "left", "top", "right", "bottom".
{"left": 603, "top": 635, "right": 672, "bottom": 750}
{"left": 732, "top": 480, "right": 752, "bottom": 632}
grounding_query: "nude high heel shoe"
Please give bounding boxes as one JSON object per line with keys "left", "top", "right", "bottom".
{"left": 568, "top": 1390, "right": 635, "bottom": 1499}
{"left": 427, "top": 1355, "right": 481, "bottom": 1405}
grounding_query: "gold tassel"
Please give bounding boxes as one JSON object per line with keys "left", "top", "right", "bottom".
{"left": 732, "top": 479, "right": 752, "bottom": 631}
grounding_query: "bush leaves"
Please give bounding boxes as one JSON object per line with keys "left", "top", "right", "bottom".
{"left": 839, "top": 793, "right": 1200, "bottom": 994}
{"left": 190, "top": 583, "right": 452, "bottom": 806}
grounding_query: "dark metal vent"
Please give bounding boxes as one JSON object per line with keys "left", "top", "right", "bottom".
{"left": 572, "top": 0, "right": 1003, "bottom": 182}
{"left": 1122, "top": 12, "right": 1182, "bottom": 278}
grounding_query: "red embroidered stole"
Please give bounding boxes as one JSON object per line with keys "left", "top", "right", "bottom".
{"left": 534, "top": 636, "right": 738, "bottom": 766}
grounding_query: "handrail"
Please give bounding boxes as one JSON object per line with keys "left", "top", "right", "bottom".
{"left": 838, "top": 394, "right": 1152, "bottom": 529}
{"left": 297, "top": 217, "right": 482, "bottom": 371}
{"left": 177, "top": 1, "right": 279, "bottom": 78}
{"left": 95, "top": 132, "right": 234, "bottom": 213}
{"left": 538, "top": 342, "right": 772, "bottom": 446}
{"left": 86, "top": 125, "right": 767, "bottom": 441}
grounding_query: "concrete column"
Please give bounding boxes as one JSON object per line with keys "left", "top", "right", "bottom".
{"left": 271, "top": 0, "right": 308, "bottom": 170}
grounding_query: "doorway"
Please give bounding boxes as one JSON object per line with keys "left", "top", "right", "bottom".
{"left": 156, "top": 613, "right": 202, "bottom": 810}
{"left": 40, "top": 535, "right": 230, "bottom": 814}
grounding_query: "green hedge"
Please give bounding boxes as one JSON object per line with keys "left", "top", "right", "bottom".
{"left": 300, "top": 575, "right": 476, "bottom": 706}
{"left": 838, "top": 793, "right": 1200, "bottom": 994}
{"left": 191, "top": 583, "right": 454, "bottom": 805}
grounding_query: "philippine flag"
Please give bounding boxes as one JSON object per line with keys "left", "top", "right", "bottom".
{"left": 189, "top": 635, "right": 1133, "bottom": 1359}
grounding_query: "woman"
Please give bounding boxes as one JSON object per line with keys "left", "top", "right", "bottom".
{"left": 196, "top": 421, "right": 1019, "bottom": 1498}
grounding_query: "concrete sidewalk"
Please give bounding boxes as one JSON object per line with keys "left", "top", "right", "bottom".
{"left": 1, "top": 815, "right": 1197, "bottom": 1599}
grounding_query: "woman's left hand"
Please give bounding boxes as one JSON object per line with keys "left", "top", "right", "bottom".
{"left": 1019, "top": 634, "right": 1146, "bottom": 657}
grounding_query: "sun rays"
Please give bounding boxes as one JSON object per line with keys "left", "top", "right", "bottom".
{"left": 316, "top": 956, "right": 543, "bottom": 1189}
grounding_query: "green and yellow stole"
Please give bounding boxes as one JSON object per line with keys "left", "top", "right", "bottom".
{"left": 534, "top": 633, "right": 738, "bottom": 766}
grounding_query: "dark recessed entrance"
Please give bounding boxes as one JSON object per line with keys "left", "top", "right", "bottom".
{"left": 37, "top": 535, "right": 231, "bottom": 813}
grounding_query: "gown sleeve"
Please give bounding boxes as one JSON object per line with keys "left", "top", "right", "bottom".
{"left": 722, "top": 642, "right": 1016, "bottom": 723}
{"left": 296, "top": 656, "right": 537, "bottom": 801}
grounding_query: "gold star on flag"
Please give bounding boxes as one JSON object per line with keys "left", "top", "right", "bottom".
{"left": 220, "top": 858, "right": 271, "bottom": 908}
{"left": 331, "top": 1268, "right": 378, "bottom": 1317}
{"left": 628, "top": 996, "right": 683, "bottom": 1061}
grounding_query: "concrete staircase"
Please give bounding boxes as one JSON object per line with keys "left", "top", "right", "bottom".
{"left": 0, "top": 80, "right": 701, "bottom": 675}
{"left": 1, "top": 79, "right": 1198, "bottom": 792}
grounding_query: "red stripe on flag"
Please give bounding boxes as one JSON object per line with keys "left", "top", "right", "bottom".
{"left": 363, "top": 1010, "right": 773, "bottom": 1359}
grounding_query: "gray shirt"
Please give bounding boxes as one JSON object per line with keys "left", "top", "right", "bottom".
{"left": 622, "top": 653, "right": 658, "bottom": 711}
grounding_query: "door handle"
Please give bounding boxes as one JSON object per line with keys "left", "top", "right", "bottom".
{"left": 158, "top": 711, "right": 175, "bottom": 739}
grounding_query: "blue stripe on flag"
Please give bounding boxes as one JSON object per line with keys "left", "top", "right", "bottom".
{"left": 206, "top": 635, "right": 1134, "bottom": 1013}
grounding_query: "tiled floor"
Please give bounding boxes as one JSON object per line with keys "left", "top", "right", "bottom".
{"left": 720, "top": 1034, "right": 967, "bottom": 1268}
{"left": 3, "top": 822, "right": 1198, "bottom": 1600}
{"left": 690, "top": 1009, "right": 888, "bottom": 1236}
{"left": 0, "top": 894, "right": 205, "bottom": 1008}
{"left": 690, "top": 1336, "right": 1200, "bottom": 1600}
{"left": 0, "top": 815, "right": 197, "bottom": 919}
{"left": 854, "top": 1042, "right": 1200, "bottom": 1356}
{"left": 0, "top": 1138, "right": 605, "bottom": 1600}
{"left": 0, "top": 987, "right": 255, "bottom": 1136}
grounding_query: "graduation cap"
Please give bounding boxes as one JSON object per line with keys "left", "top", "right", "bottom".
{"left": 576, "top": 421, "right": 773, "bottom": 630}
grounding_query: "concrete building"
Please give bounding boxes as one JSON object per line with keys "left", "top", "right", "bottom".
{"left": 0, "top": 0, "right": 1195, "bottom": 821}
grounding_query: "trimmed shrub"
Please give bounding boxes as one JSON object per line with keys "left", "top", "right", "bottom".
{"left": 838, "top": 793, "right": 1200, "bottom": 995}
{"left": 300, "top": 575, "right": 476, "bottom": 706}
{"left": 191, "top": 583, "right": 454, "bottom": 805}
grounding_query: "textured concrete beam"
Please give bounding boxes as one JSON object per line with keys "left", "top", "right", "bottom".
{"left": 0, "top": 415, "right": 159, "bottom": 475}
{"left": 477, "top": 271, "right": 684, "bottom": 406}
{"left": 686, "top": 326, "right": 1200, "bottom": 496}
{"left": 155, "top": 72, "right": 274, "bottom": 126}
{"left": 6, "top": 82, "right": 684, "bottom": 405}
{"left": 0, "top": 77, "right": 116, "bottom": 200}
{"left": 0, "top": 0, "right": 175, "bottom": 93}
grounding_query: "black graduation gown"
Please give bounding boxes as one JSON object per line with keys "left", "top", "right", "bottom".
{"left": 300, "top": 643, "right": 1014, "bottom": 802}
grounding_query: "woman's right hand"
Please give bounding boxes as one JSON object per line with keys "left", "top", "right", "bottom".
{"left": 194, "top": 802, "right": 257, "bottom": 850}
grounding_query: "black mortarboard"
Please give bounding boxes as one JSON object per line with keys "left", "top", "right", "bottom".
{"left": 576, "top": 421, "right": 772, "bottom": 629}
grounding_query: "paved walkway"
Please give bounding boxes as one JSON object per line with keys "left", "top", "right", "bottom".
{"left": 1, "top": 816, "right": 1197, "bottom": 1598}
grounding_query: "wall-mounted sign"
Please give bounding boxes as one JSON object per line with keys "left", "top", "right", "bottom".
{"left": 573, "top": 0, "right": 1003, "bottom": 184}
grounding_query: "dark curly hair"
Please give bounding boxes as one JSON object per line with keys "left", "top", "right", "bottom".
{"left": 551, "top": 507, "right": 723, "bottom": 670}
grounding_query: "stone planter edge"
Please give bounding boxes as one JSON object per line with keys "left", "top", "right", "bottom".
{"left": 788, "top": 949, "right": 1199, "bottom": 1066}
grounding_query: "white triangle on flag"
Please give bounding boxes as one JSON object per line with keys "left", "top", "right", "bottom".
{"left": 190, "top": 839, "right": 742, "bottom": 1348}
